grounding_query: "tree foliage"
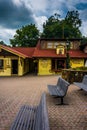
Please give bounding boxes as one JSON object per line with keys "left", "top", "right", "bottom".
{"left": 10, "top": 24, "right": 39, "bottom": 47}
{"left": 41, "top": 13, "right": 62, "bottom": 38}
{"left": 10, "top": 11, "right": 83, "bottom": 47}
{"left": 41, "top": 10, "right": 82, "bottom": 39}
{"left": 65, "top": 10, "right": 81, "bottom": 28}
{"left": 0, "top": 41, "right": 6, "bottom": 45}
{"left": 81, "top": 36, "right": 87, "bottom": 45}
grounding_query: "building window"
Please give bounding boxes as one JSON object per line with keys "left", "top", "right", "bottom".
{"left": 56, "top": 45, "right": 65, "bottom": 54}
{"left": 54, "top": 42, "right": 58, "bottom": 48}
{"left": 52, "top": 59, "right": 65, "bottom": 70}
{"left": 47, "top": 42, "right": 53, "bottom": 48}
{"left": 0, "top": 59, "right": 3, "bottom": 69}
{"left": 59, "top": 49, "right": 63, "bottom": 54}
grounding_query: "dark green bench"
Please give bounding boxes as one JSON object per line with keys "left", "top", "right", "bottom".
{"left": 10, "top": 93, "right": 50, "bottom": 130}
{"left": 48, "top": 77, "right": 70, "bottom": 105}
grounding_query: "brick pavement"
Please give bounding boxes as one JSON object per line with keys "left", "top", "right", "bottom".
{"left": 0, "top": 75, "right": 87, "bottom": 130}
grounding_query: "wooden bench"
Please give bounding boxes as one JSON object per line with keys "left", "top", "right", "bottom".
{"left": 73, "top": 75, "right": 87, "bottom": 92}
{"left": 47, "top": 77, "right": 70, "bottom": 105}
{"left": 10, "top": 93, "right": 50, "bottom": 130}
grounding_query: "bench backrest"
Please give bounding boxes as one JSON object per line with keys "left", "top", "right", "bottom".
{"left": 82, "top": 75, "right": 87, "bottom": 84}
{"left": 57, "top": 77, "right": 70, "bottom": 95}
{"left": 34, "top": 93, "right": 50, "bottom": 130}
{"left": 57, "top": 77, "right": 61, "bottom": 85}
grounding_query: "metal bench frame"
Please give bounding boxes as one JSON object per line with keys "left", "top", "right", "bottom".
{"left": 10, "top": 93, "right": 50, "bottom": 130}
{"left": 48, "top": 77, "right": 70, "bottom": 105}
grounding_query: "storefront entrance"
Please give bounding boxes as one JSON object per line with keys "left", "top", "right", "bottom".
{"left": 52, "top": 59, "right": 65, "bottom": 70}
{"left": 11, "top": 60, "right": 18, "bottom": 74}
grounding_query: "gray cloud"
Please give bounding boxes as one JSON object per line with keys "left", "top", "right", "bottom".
{"left": 79, "top": 9, "right": 87, "bottom": 21}
{"left": 0, "top": 0, "right": 35, "bottom": 29}
{"left": 0, "top": 0, "right": 87, "bottom": 44}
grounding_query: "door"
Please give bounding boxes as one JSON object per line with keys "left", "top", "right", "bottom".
{"left": 11, "top": 60, "right": 18, "bottom": 74}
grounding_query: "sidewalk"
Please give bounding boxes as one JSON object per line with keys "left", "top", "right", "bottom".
{"left": 0, "top": 75, "right": 87, "bottom": 130}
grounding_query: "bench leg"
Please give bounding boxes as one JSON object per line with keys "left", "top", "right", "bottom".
{"left": 61, "top": 97, "right": 64, "bottom": 105}
{"left": 78, "top": 88, "right": 83, "bottom": 91}
{"left": 56, "top": 97, "right": 69, "bottom": 105}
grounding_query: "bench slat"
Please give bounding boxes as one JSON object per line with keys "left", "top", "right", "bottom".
{"left": 34, "top": 93, "right": 50, "bottom": 130}
{"left": 10, "top": 93, "right": 50, "bottom": 130}
{"left": 10, "top": 106, "right": 36, "bottom": 130}
{"left": 10, "top": 106, "right": 25, "bottom": 130}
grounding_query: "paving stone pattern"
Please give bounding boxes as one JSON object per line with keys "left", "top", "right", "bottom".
{"left": 0, "top": 75, "right": 87, "bottom": 130}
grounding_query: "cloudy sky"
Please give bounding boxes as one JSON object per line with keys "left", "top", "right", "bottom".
{"left": 0, "top": 0, "right": 87, "bottom": 45}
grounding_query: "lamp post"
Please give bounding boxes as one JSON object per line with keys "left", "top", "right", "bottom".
{"left": 66, "top": 40, "right": 70, "bottom": 69}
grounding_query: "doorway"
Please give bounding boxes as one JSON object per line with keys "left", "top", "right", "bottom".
{"left": 11, "top": 60, "right": 18, "bottom": 74}
{"left": 52, "top": 59, "right": 65, "bottom": 70}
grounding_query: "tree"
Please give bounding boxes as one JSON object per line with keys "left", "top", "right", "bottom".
{"left": 10, "top": 24, "right": 40, "bottom": 47}
{"left": 41, "top": 13, "right": 62, "bottom": 38}
{"left": 64, "top": 10, "right": 82, "bottom": 38}
{"left": 0, "top": 41, "right": 6, "bottom": 45}
{"left": 65, "top": 10, "right": 81, "bottom": 28}
{"left": 41, "top": 10, "right": 82, "bottom": 39}
{"left": 81, "top": 36, "right": 87, "bottom": 45}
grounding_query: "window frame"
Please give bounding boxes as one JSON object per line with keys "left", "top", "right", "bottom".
{"left": 0, "top": 59, "right": 4, "bottom": 69}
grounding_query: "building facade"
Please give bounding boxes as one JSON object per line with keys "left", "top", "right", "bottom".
{"left": 0, "top": 38, "right": 87, "bottom": 76}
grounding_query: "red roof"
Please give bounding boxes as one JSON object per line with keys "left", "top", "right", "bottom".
{"left": 0, "top": 44, "right": 29, "bottom": 58}
{"left": 1, "top": 44, "right": 87, "bottom": 59}
{"left": 0, "top": 44, "right": 35, "bottom": 58}
{"left": 69, "top": 50, "right": 87, "bottom": 58}
{"left": 33, "top": 48, "right": 66, "bottom": 58}
{"left": 13, "top": 47, "right": 35, "bottom": 58}
{"left": 33, "top": 41, "right": 66, "bottom": 58}
{"left": 33, "top": 42, "right": 87, "bottom": 58}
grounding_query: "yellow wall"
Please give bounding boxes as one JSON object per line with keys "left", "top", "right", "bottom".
{"left": 38, "top": 58, "right": 53, "bottom": 75}
{"left": 23, "top": 59, "right": 29, "bottom": 75}
{"left": 70, "top": 59, "right": 84, "bottom": 68}
{"left": 0, "top": 57, "right": 11, "bottom": 76}
{"left": 0, "top": 56, "right": 85, "bottom": 76}
{"left": 0, "top": 57, "right": 27, "bottom": 76}
{"left": 18, "top": 57, "right": 23, "bottom": 76}
{"left": 15, "top": 57, "right": 29, "bottom": 76}
{"left": 38, "top": 58, "right": 85, "bottom": 75}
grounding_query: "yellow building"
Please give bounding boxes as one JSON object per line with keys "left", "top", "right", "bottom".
{"left": 0, "top": 44, "right": 34, "bottom": 76}
{"left": 0, "top": 38, "right": 87, "bottom": 76}
{"left": 33, "top": 38, "right": 87, "bottom": 75}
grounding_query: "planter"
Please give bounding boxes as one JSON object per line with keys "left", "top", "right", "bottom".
{"left": 62, "top": 69, "right": 87, "bottom": 83}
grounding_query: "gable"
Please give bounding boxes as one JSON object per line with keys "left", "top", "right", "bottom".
{"left": 0, "top": 48, "right": 17, "bottom": 57}
{"left": 0, "top": 45, "right": 29, "bottom": 58}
